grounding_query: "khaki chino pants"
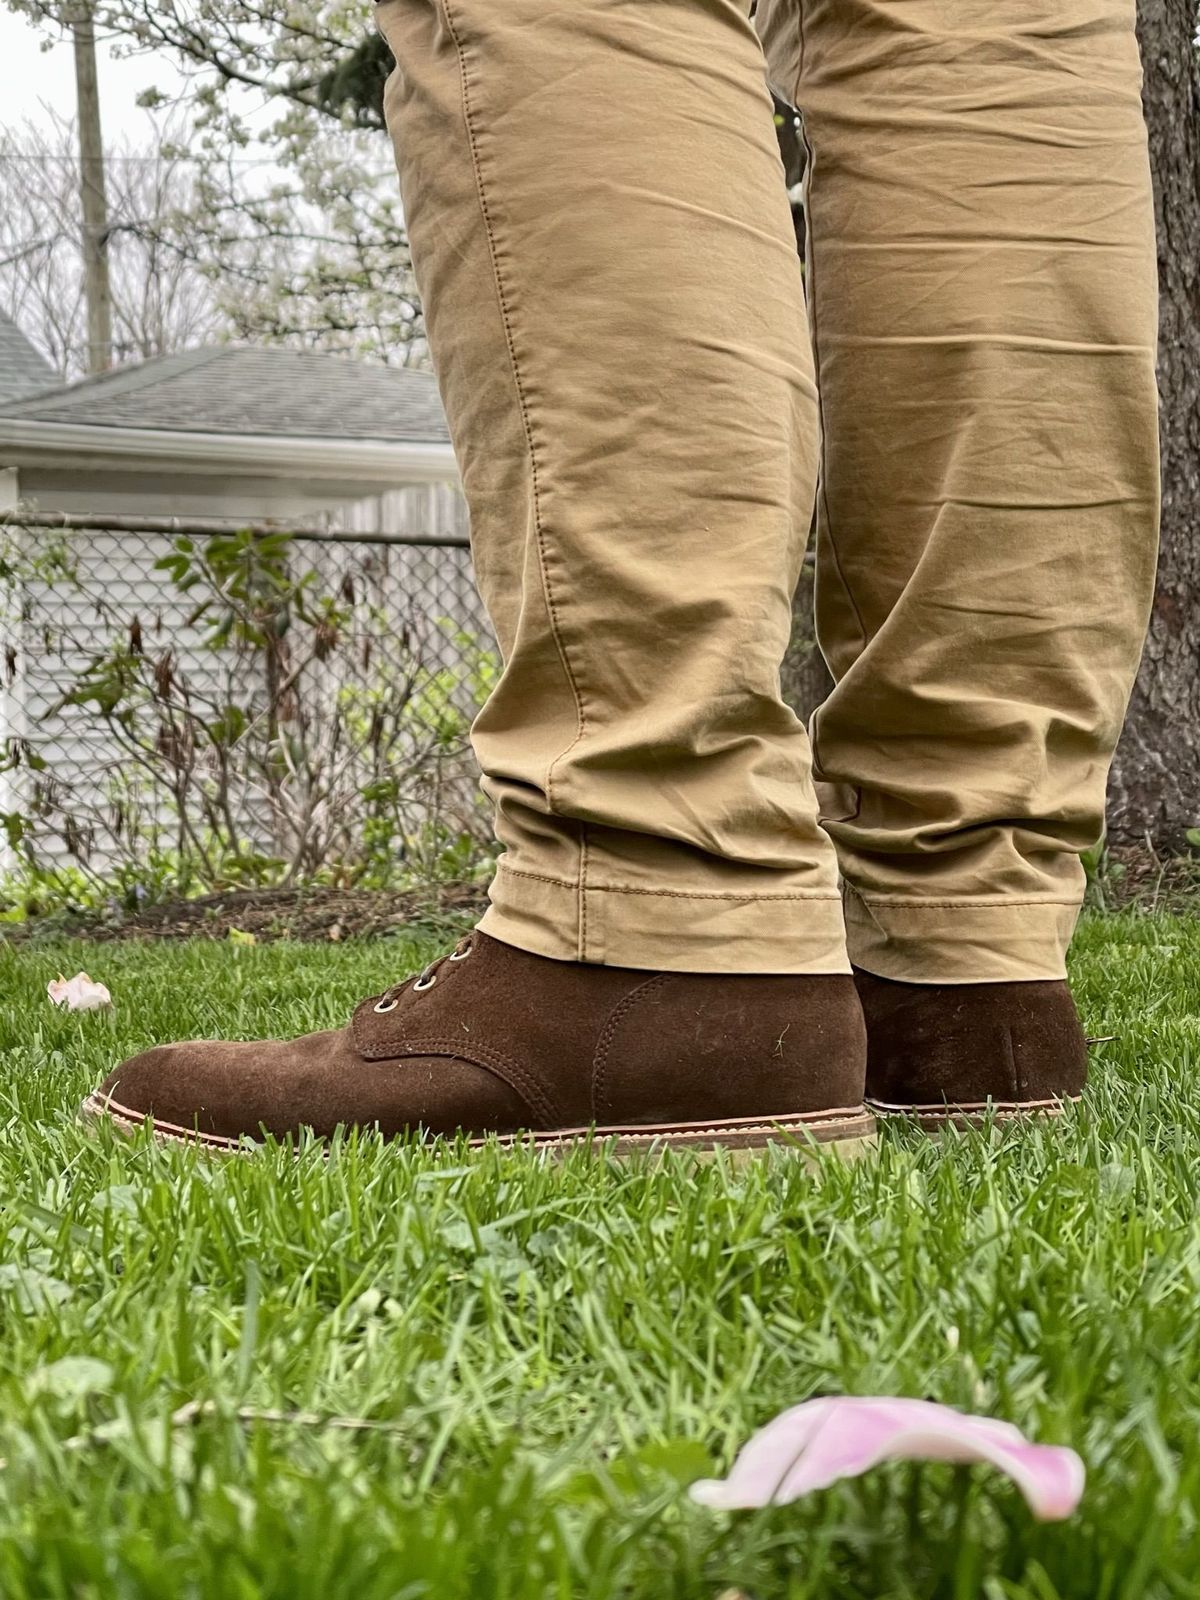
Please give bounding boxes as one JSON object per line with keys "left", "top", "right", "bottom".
{"left": 376, "top": 0, "right": 1160, "bottom": 981}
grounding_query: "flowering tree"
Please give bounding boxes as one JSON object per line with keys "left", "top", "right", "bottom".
{"left": 5, "top": 0, "right": 423, "bottom": 363}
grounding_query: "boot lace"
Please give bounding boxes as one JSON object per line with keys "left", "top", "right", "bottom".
{"left": 373, "top": 935, "right": 474, "bottom": 1014}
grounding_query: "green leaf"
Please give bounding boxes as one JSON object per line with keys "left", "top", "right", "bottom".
{"left": 606, "top": 1438, "right": 717, "bottom": 1497}
{"left": 631, "top": 1438, "right": 716, "bottom": 1486}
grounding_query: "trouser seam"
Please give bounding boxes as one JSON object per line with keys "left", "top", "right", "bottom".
{"left": 787, "top": 0, "right": 805, "bottom": 97}
{"left": 440, "top": 0, "right": 590, "bottom": 954}
{"left": 497, "top": 865, "right": 580, "bottom": 891}
{"left": 848, "top": 895, "right": 1083, "bottom": 909}
{"left": 795, "top": 5, "right": 870, "bottom": 696}
{"left": 586, "top": 888, "right": 843, "bottom": 901}
{"left": 498, "top": 864, "right": 842, "bottom": 903}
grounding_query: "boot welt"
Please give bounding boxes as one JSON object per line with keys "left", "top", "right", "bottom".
{"left": 865, "top": 1094, "right": 1081, "bottom": 1130}
{"left": 79, "top": 1091, "right": 876, "bottom": 1159}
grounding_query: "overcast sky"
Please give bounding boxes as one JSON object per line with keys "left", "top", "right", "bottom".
{"left": 2, "top": 7, "right": 199, "bottom": 145}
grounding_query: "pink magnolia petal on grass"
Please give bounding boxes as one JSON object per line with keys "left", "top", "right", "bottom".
{"left": 47, "top": 972, "right": 113, "bottom": 1012}
{"left": 690, "top": 1398, "right": 1084, "bottom": 1522}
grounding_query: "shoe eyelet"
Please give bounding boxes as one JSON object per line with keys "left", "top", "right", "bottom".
{"left": 413, "top": 974, "right": 437, "bottom": 993}
{"left": 373, "top": 997, "right": 399, "bottom": 1014}
{"left": 448, "top": 945, "right": 472, "bottom": 962}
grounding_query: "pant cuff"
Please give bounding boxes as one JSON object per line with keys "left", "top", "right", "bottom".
{"left": 480, "top": 859, "right": 851, "bottom": 974}
{"left": 843, "top": 886, "right": 1082, "bottom": 983}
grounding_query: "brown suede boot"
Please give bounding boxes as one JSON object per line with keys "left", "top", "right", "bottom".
{"left": 853, "top": 968, "right": 1088, "bottom": 1127}
{"left": 81, "top": 932, "right": 874, "bottom": 1156}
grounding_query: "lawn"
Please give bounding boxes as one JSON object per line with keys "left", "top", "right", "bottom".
{"left": 0, "top": 913, "right": 1198, "bottom": 1599}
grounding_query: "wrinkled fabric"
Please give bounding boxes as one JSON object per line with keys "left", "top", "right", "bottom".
{"left": 376, "top": 0, "right": 1159, "bottom": 979}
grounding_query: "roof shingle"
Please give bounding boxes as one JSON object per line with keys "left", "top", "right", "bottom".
{"left": 0, "top": 344, "right": 450, "bottom": 444}
{"left": 0, "top": 313, "right": 58, "bottom": 404}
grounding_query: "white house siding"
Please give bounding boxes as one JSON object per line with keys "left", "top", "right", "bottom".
{"left": 0, "top": 483, "right": 489, "bottom": 875}
{"left": 3, "top": 526, "right": 244, "bottom": 871}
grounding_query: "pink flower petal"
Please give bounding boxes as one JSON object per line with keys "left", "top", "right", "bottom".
{"left": 47, "top": 972, "right": 113, "bottom": 1012}
{"left": 690, "top": 1398, "right": 1084, "bottom": 1521}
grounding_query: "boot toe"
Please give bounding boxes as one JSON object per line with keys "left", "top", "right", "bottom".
{"left": 84, "top": 1033, "right": 535, "bottom": 1145}
{"left": 89, "top": 1042, "right": 238, "bottom": 1138}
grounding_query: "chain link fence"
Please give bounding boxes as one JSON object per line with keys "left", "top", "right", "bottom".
{"left": 0, "top": 515, "right": 499, "bottom": 896}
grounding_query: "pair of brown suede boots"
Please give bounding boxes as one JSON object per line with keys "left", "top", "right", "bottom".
{"left": 84, "top": 931, "right": 1088, "bottom": 1156}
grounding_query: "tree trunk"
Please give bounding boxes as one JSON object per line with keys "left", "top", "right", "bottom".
{"left": 781, "top": 557, "right": 834, "bottom": 720}
{"left": 1108, "top": 0, "right": 1200, "bottom": 846}
{"left": 774, "top": 99, "right": 832, "bottom": 719}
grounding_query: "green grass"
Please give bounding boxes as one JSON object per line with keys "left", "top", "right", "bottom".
{"left": 0, "top": 914, "right": 1198, "bottom": 1598}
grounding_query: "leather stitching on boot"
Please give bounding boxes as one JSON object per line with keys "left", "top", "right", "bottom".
{"left": 590, "top": 974, "right": 670, "bottom": 1120}
{"left": 352, "top": 1033, "right": 561, "bottom": 1127}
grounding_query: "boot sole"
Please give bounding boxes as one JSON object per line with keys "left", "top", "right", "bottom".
{"left": 865, "top": 1095, "right": 1081, "bottom": 1130}
{"left": 79, "top": 1092, "right": 876, "bottom": 1161}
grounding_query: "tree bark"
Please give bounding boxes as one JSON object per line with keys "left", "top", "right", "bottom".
{"left": 774, "top": 99, "right": 832, "bottom": 720}
{"left": 780, "top": 556, "right": 834, "bottom": 719}
{"left": 1108, "top": 0, "right": 1200, "bottom": 845}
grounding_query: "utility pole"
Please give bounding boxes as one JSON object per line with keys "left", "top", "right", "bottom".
{"left": 70, "top": 3, "right": 113, "bottom": 373}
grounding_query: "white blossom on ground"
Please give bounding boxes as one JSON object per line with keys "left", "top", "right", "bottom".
{"left": 47, "top": 973, "right": 113, "bottom": 1012}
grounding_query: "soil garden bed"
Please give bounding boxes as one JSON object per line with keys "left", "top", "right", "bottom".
{"left": 1, "top": 844, "right": 1194, "bottom": 946}
{"left": 1, "top": 881, "right": 489, "bottom": 945}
